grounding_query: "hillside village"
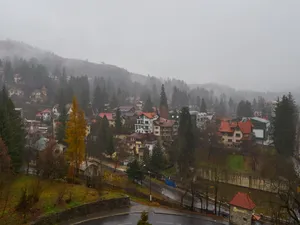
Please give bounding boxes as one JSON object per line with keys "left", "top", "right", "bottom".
{"left": 0, "top": 57, "right": 277, "bottom": 176}
{"left": 0, "top": 53, "right": 299, "bottom": 225}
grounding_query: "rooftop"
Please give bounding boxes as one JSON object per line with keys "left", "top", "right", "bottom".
{"left": 99, "top": 112, "right": 113, "bottom": 120}
{"left": 229, "top": 192, "right": 256, "bottom": 210}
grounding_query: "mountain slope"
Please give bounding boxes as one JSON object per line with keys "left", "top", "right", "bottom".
{"left": 0, "top": 40, "right": 132, "bottom": 82}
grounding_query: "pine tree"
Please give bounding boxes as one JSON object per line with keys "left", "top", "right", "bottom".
{"left": 196, "top": 96, "right": 201, "bottom": 111}
{"left": 106, "top": 135, "right": 115, "bottom": 157}
{"left": 200, "top": 98, "right": 207, "bottom": 113}
{"left": 115, "top": 108, "right": 122, "bottom": 133}
{"left": 0, "top": 87, "right": 25, "bottom": 171}
{"left": 143, "top": 95, "right": 154, "bottom": 112}
{"left": 160, "top": 84, "right": 169, "bottom": 119}
{"left": 149, "top": 144, "right": 165, "bottom": 173}
{"left": 110, "top": 93, "right": 119, "bottom": 109}
{"left": 215, "top": 99, "right": 226, "bottom": 117}
{"left": 126, "top": 159, "right": 144, "bottom": 182}
{"left": 65, "top": 97, "right": 87, "bottom": 178}
{"left": 93, "top": 85, "right": 102, "bottom": 112}
{"left": 137, "top": 211, "right": 152, "bottom": 225}
{"left": 272, "top": 93, "right": 298, "bottom": 157}
{"left": 236, "top": 100, "right": 253, "bottom": 118}
{"left": 177, "top": 107, "right": 195, "bottom": 176}
{"left": 228, "top": 97, "right": 234, "bottom": 115}
{"left": 56, "top": 105, "right": 67, "bottom": 145}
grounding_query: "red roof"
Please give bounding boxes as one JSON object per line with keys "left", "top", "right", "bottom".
{"left": 219, "top": 121, "right": 234, "bottom": 133}
{"left": 99, "top": 113, "right": 113, "bottom": 120}
{"left": 139, "top": 112, "right": 157, "bottom": 119}
{"left": 36, "top": 112, "right": 42, "bottom": 117}
{"left": 42, "top": 109, "right": 51, "bottom": 113}
{"left": 219, "top": 120, "right": 253, "bottom": 134}
{"left": 238, "top": 120, "right": 253, "bottom": 134}
{"left": 229, "top": 192, "right": 256, "bottom": 210}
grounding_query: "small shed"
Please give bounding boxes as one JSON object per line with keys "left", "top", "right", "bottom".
{"left": 229, "top": 192, "right": 256, "bottom": 225}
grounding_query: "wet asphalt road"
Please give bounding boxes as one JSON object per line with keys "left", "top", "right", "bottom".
{"left": 79, "top": 212, "right": 222, "bottom": 225}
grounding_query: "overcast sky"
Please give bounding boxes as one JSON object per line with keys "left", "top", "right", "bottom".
{"left": 0, "top": 0, "right": 299, "bottom": 91}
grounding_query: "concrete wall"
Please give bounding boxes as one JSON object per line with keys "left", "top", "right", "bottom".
{"left": 32, "top": 197, "right": 130, "bottom": 225}
{"left": 197, "top": 167, "right": 287, "bottom": 193}
{"left": 229, "top": 206, "right": 252, "bottom": 225}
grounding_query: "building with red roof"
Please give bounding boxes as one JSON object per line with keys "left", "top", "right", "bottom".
{"left": 229, "top": 192, "right": 256, "bottom": 225}
{"left": 219, "top": 119, "right": 253, "bottom": 148}
{"left": 135, "top": 112, "right": 158, "bottom": 134}
{"left": 99, "top": 112, "right": 125, "bottom": 127}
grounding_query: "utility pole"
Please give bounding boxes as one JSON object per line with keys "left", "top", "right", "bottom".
{"left": 148, "top": 171, "right": 152, "bottom": 202}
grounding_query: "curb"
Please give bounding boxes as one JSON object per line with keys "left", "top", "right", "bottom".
{"left": 71, "top": 211, "right": 144, "bottom": 225}
{"left": 71, "top": 209, "right": 228, "bottom": 225}
{"left": 153, "top": 210, "right": 228, "bottom": 225}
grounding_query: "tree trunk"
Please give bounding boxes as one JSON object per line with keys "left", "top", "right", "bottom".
{"left": 214, "top": 185, "right": 218, "bottom": 215}
{"left": 181, "top": 189, "right": 188, "bottom": 207}
{"left": 206, "top": 186, "right": 209, "bottom": 212}
{"left": 190, "top": 181, "right": 195, "bottom": 211}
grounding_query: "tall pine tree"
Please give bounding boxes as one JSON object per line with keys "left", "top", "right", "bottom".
{"left": 272, "top": 93, "right": 298, "bottom": 157}
{"left": 160, "top": 84, "right": 169, "bottom": 119}
{"left": 200, "top": 98, "right": 207, "bottom": 113}
{"left": 0, "top": 87, "right": 25, "bottom": 171}
{"left": 143, "top": 95, "right": 154, "bottom": 112}
{"left": 115, "top": 108, "right": 122, "bottom": 134}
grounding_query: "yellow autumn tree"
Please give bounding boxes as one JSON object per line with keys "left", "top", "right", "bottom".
{"left": 65, "top": 97, "right": 87, "bottom": 178}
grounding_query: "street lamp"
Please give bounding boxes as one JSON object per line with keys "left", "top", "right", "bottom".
{"left": 143, "top": 164, "right": 152, "bottom": 202}
{"left": 148, "top": 170, "right": 152, "bottom": 202}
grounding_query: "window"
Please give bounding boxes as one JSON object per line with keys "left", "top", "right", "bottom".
{"left": 243, "top": 218, "right": 247, "bottom": 221}
{"left": 228, "top": 139, "right": 232, "bottom": 142}
{"left": 145, "top": 121, "right": 149, "bottom": 124}
{"left": 236, "top": 133, "right": 241, "bottom": 137}
{"left": 155, "top": 131, "right": 159, "bottom": 135}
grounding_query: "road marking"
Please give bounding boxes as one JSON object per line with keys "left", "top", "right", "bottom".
{"left": 156, "top": 222, "right": 173, "bottom": 225}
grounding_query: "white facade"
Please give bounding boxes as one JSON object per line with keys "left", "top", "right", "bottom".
{"left": 135, "top": 114, "right": 158, "bottom": 134}
{"left": 189, "top": 111, "right": 212, "bottom": 129}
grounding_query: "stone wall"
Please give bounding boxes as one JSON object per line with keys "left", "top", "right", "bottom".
{"left": 229, "top": 206, "right": 252, "bottom": 225}
{"left": 32, "top": 197, "right": 130, "bottom": 225}
{"left": 197, "top": 166, "right": 287, "bottom": 193}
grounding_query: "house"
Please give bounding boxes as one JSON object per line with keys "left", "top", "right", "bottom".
{"left": 114, "top": 106, "right": 136, "bottom": 117}
{"left": 30, "top": 87, "right": 47, "bottom": 103}
{"left": 135, "top": 100, "right": 143, "bottom": 111}
{"left": 36, "top": 109, "right": 52, "bottom": 122}
{"left": 13, "top": 73, "right": 22, "bottom": 84}
{"left": 153, "top": 117, "right": 178, "bottom": 141}
{"left": 219, "top": 119, "right": 253, "bottom": 147}
{"left": 135, "top": 112, "right": 158, "bottom": 134}
{"left": 15, "top": 108, "right": 24, "bottom": 119}
{"left": 126, "top": 133, "right": 157, "bottom": 159}
{"left": 229, "top": 192, "right": 256, "bottom": 225}
{"left": 251, "top": 117, "right": 272, "bottom": 146}
{"left": 8, "top": 87, "right": 24, "bottom": 97}
{"left": 189, "top": 111, "right": 213, "bottom": 130}
{"left": 52, "top": 104, "right": 60, "bottom": 119}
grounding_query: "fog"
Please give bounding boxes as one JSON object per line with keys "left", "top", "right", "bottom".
{"left": 0, "top": 0, "right": 299, "bottom": 91}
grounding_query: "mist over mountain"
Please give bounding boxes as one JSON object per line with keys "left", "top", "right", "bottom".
{"left": 0, "top": 39, "right": 295, "bottom": 103}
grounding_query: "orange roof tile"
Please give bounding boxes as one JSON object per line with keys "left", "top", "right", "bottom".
{"left": 140, "top": 112, "right": 157, "bottom": 119}
{"left": 238, "top": 120, "right": 253, "bottom": 134}
{"left": 229, "top": 192, "right": 256, "bottom": 210}
{"left": 219, "top": 121, "right": 234, "bottom": 133}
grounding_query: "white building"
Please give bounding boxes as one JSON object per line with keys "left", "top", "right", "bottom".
{"left": 189, "top": 111, "right": 213, "bottom": 130}
{"left": 135, "top": 112, "right": 158, "bottom": 134}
